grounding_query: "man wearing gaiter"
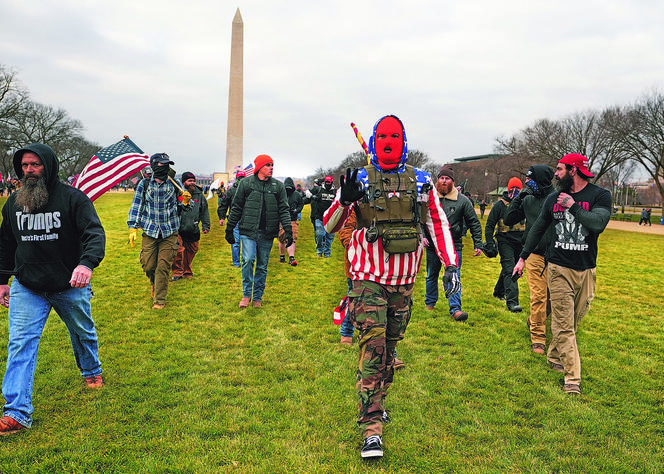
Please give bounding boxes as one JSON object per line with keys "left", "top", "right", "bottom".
{"left": 127, "top": 153, "right": 190, "bottom": 309}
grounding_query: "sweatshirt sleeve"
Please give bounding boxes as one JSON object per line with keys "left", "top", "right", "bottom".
{"left": 0, "top": 203, "right": 17, "bottom": 284}
{"left": 75, "top": 194, "right": 106, "bottom": 271}
{"left": 567, "top": 188, "right": 612, "bottom": 234}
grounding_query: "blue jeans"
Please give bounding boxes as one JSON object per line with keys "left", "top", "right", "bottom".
{"left": 314, "top": 219, "right": 335, "bottom": 257}
{"left": 231, "top": 223, "right": 241, "bottom": 267}
{"left": 424, "top": 246, "right": 463, "bottom": 315}
{"left": 3, "top": 279, "right": 102, "bottom": 427}
{"left": 340, "top": 277, "right": 354, "bottom": 337}
{"left": 240, "top": 231, "right": 274, "bottom": 301}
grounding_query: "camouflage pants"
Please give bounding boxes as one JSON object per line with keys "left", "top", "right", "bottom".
{"left": 348, "top": 280, "right": 413, "bottom": 438}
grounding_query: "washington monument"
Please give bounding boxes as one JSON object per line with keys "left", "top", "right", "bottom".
{"left": 225, "top": 8, "right": 243, "bottom": 174}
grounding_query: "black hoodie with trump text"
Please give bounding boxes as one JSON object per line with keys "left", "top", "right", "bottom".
{"left": 0, "top": 143, "right": 105, "bottom": 292}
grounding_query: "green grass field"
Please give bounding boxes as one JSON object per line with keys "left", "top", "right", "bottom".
{"left": 0, "top": 192, "right": 662, "bottom": 473}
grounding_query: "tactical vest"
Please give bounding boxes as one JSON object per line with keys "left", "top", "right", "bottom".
{"left": 355, "top": 165, "right": 429, "bottom": 254}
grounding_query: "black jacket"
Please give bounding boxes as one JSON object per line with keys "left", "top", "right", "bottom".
{"left": 503, "top": 164, "right": 555, "bottom": 257}
{"left": 179, "top": 185, "right": 210, "bottom": 242}
{"left": 284, "top": 177, "right": 304, "bottom": 221}
{"left": 0, "top": 143, "right": 106, "bottom": 292}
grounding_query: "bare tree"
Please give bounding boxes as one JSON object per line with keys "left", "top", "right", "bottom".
{"left": 601, "top": 91, "right": 664, "bottom": 216}
{"left": 0, "top": 65, "right": 29, "bottom": 179}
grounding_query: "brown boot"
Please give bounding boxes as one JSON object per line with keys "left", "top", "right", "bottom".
{"left": 239, "top": 297, "right": 250, "bottom": 308}
{"left": 340, "top": 336, "right": 352, "bottom": 346}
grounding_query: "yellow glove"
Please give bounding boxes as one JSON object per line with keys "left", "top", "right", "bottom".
{"left": 181, "top": 191, "right": 192, "bottom": 206}
{"left": 128, "top": 228, "right": 137, "bottom": 248}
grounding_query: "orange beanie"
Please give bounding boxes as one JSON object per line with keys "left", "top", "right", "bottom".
{"left": 254, "top": 154, "right": 273, "bottom": 172}
{"left": 507, "top": 177, "right": 523, "bottom": 190}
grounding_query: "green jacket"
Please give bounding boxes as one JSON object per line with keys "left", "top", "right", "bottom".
{"left": 178, "top": 185, "right": 210, "bottom": 242}
{"left": 226, "top": 175, "right": 292, "bottom": 240}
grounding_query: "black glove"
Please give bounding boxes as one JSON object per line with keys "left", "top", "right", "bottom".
{"left": 443, "top": 265, "right": 461, "bottom": 298}
{"left": 285, "top": 235, "right": 294, "bottom": 248}
{"left": 339, "top": 168, "right": 364, "bottom": 205}
{"left": 482, "top": 241, "right": 498, "bottom": 258}
{"left": 225, "top": 230, "right": 235, "bottom": 245}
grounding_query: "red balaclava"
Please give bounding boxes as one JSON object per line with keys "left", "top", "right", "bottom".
{"left": 373, "top": 116, "right": 404, "bottom": 170}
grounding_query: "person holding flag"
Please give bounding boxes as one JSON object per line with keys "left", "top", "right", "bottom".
{"left": 127, "top": 153, "right": 190, "bottom": 309}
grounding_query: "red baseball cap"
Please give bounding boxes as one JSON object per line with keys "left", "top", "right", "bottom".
{"left": 559, "top": 153, "right": 594, "bottom": 178}
{"left": 324, "top": 175, "right": 333, "bottom": 183}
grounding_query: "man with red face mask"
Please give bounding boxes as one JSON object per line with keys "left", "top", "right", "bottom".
{"left": 323, "top": 115, "right": 459, "bottom": 459}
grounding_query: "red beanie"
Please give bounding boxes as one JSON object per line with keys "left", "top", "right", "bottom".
{"left": 507, "top": 177, "right": 523, "bottom": 190}
{"left": 254, "top": 154, "right": 273, "bottom": 172}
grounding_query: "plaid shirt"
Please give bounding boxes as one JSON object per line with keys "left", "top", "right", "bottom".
{"left": 127, "top": 177, "right": 182, "bottom": 239}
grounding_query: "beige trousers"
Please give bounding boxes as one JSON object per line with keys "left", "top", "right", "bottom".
{"left": 525, "top": 254, "right": 550, "bottom": 345}
{"left": 547, "top": 263, "right": 596, "bottom": 385}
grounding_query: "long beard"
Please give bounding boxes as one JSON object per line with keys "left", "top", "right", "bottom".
{"left": 15, "top": 176, "right": 49, "bottom": 213}
{"left": 555, "top": 175, "right": 573, "bottom": 193}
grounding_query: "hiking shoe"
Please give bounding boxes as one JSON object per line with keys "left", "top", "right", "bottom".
{"left": 171, "top": 276, "right": 182, "bottom": 281}
{"left": 152, "top": 303, "right": 165, "bottom": 310}
{"left": 85, "top": 375, "right": 104, "bottom": 388}
{"left": 549, "top": 361, "right": 564, "bottom": 373}
{"left": 451, "top": 310, "right": 469, "bottom": 322}
{"left": 252, "top": 300, "right": 262, "bottom": 308}
{"left": 382, "top": 411, "right": 391, "bottom": 424}
{"left": 340, "top": 336, "right": 353, "bottom": 346}
{"left": 508, "top": 305, "right": 523, "bottom": 313}
{"left": 563, "top": 383, "right": 581, "bottom": 395}
{"left": 361, "top": 435, "right": 383, "bottom": 459}
{"left": 0, "top": 416, "right": 25, "bottom": 435}
{"left": 239, "top": 297, "right": 250, "bottom": 308}
{"left": 393, "top": 358, "right": 405, "bottom": 370}
{"left": 279, "top": 255, "right": 286, "bottom": 263}
{"left": 289, "top": 256, "right": 297, "bottom": 267}
{"left": 532, "top": 343, "right": 545, "bottom": 355}
{"left": 424, "top": 305, "right": 435, "bottom": 311}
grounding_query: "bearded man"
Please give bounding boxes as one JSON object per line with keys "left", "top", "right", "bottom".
{"left": 513, "top": 153, "right": 612, "bottom": 395}
{"left": 323, "top": 115, "right": 459, "bottom": 459}
{"left": 171, "top": 172, "right": 210, "bottom": 281}
{"left": 0, "top": 143, "right": 106, "bottom": 435}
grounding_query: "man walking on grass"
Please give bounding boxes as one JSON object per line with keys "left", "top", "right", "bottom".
{"left": 0, "top": 144, "right": 106, "bottom": 435}
{"left": 324, "top": 115, "right": 459, "bottom": 459}
{"left": 513, "top": 153, "right": 611, "bottom": 395}
{"left": 225, "top": 154, "right": 293, "bottom": 308}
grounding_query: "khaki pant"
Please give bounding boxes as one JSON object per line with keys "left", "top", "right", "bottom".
{"left": 525, "top": 254, "right": 550, "bottom": 345}
{"left": 140, "top": 233, "right": 179, "bottom": 305}
{"left": 547, "top": 263, "right": 596, "bottom": 385}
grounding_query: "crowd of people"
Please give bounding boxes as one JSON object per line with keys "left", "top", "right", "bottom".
{"left": 0, "top": 129, "right": 613, "bottom": 461}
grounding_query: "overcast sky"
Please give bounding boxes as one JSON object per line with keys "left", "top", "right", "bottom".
{"left": 2, "top": 0, "right": 664, "bottom": 179}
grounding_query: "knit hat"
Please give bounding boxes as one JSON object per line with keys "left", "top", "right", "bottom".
{"left": 507, "top": 177, "right": 523, "bottom": 190}
{"left": 437, "top": 165, "right": 455, "bottom": 181}
{"left": 181, "top": 171, "right": 195, "bottom": 182}
{"left": 559, "top": 153, "right": 594, "bottom": 178}
{"left": 254, "top": 154, "right": 273, "bottom": 172}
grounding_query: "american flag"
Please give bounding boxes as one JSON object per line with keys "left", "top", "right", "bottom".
{"left": 74, "top": 136, "right": 150, "bottom": 202}
{"left": 243, "top": 163, "right": 255, "bottom": 177}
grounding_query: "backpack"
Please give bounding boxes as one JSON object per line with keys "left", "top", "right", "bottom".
{"left": 355, "top": 164, "right": 429, "bottom": 254}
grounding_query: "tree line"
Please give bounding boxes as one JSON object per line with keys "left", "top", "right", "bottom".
{"left": 0, "top": 65, "right": 100, "bottom": 181}
{"left": 313, "top": 91, "right": 664, "bottom": 210}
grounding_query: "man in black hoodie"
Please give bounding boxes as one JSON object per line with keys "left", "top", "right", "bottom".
{"left": 0, "top": 143, "right": 106, "bottom": 435}
{"left": 504, "top": 165, "right": 555, "bottom": 355}
{"left": 278, "top": 177, "right": 304, "bottom": 266}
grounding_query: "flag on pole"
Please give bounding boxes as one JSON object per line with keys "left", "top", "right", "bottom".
{"left": 74, "top": 136, "right": 150, "bottom": 202}
{"left": 243, "top": 163, "right": 255, "bottom": 177}
{"left": 206, "top": 177, "right": 224, "bottom": 200}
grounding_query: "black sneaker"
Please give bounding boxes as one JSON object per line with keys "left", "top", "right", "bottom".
{"left": 279, "top": 255, "right": 286, "bottom": 263}
{"left": 361, "top": 435, "right": 383, "bottom": 459}
{"left": 508, "top": 305, "right": 522, "bottom": 313}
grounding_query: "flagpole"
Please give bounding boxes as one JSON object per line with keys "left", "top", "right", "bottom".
{"left": 168, "top": 176, "right": 185, "bottom": 194}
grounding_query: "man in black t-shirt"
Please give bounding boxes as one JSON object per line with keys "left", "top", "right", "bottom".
{"left": 513, "top": 153, "right": 611, "bottom": 395}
